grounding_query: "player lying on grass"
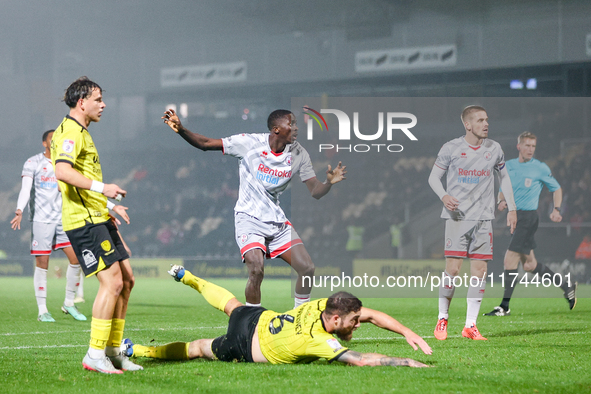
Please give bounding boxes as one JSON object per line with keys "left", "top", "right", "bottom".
{"left": 124, "top": 265, "right": 432, "bottom": 367}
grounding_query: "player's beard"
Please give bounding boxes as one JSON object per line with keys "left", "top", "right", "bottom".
{"left": 334, "top": 327, "right": 354, "bottom": 342}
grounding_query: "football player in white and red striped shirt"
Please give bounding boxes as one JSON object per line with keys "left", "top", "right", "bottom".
{"left": 11, "top": 130, "right": 86, "bottom": 322}
{"left": 162, "top": 108, "right": 346, "bottom": 308}
{"left": 428, "top": 105, "right": 517, "bottom": 341}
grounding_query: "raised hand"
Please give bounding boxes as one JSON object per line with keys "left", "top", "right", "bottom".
{"left": 326, "top": 161, "right": 347, "bottom": 185}
{"left": 162, "top": 109, "right": 182, "bottom": 133}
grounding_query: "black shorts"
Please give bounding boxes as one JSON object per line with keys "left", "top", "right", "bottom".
{"left": 211, "top": 306, "right": 266, "bottom": 363}
{"left": 507, "top": 210, "right": 539, "bottom": 255}
{"left": 66, "top": 220, "right": 130, "bottom": 277}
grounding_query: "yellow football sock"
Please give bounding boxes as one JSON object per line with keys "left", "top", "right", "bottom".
{"left": 89, "top": 318, "right": 112, "bottom": 350}
{"left": 181, "top": 270, "right": 235, "bottom": 312}
{"left": 133, "top": 342, "right": 190, "bottom": 360}
{"left": 106, "top": 318, "right": 125, "bottom": 348}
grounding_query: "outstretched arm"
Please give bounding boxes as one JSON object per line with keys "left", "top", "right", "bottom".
{"left": 55, "top": 162, "right": 126, "bottom": 199}
{"left": 337, "top": 350, "right": 429, "bottom": 367}
{"left": 162, "top": 109, "right": 223, "bottom": 151}
{"left": 360, "top": 307, "right": 432, "bottom": 355}
{"left": 304, "top": 161, "right": 346, "bottom": 200}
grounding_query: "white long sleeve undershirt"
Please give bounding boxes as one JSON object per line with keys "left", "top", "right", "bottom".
{"left": 428, "top": 165, "right": 447, "bottom": 201}
{"left": 498, "top": 166, "right": 517, "bottom": 211}
{"left": 16, "top": 176, "right": 33, "bottom": 212}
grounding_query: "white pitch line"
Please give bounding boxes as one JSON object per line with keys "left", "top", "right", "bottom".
{"left": 2, "top": 331, "right": 588, "bottom": 352}
{"left": 0, "top": 326, "right": 226, "bottom": 337}
{"left": 353, "top": 331, "right": 589, "bottom": 341}
{"left": 0, "top": 344, "right": 87, "bottom": 350}
{"left": 1, "top": 331, "right": 589, "bottom": 352}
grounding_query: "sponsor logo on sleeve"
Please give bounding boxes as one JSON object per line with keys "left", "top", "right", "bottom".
{"left": 326, "top": 338, "right": 343, "bottom": 351}
{"left": 62, "top": 139, "right": 74, "bottom": 153}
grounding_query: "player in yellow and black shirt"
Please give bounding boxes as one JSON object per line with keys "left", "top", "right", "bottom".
{"left": 52, "top": 114, "right": 110, "bottom": 232}
{"left": 52, "top": 77, "right": 141, "bottom": 374}
{"left": 126, "top": 265, "right": 432, "bottom": 368}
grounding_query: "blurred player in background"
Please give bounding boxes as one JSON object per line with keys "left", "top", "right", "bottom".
{"left": 10, "top": 130, "right": 86, "bottom": 323}
{"left": 484, "top": 131, "right": 576, "bottom": 316}
{"left": 52, "top": 77, "right": 140, "bottom": 374}
{"left": 428, "top": 105, "right": 517, "bottom": 341}
{"left": 123, "top": 264, "right": 431, "bottom": 367}
{"left": 162, "top": 108, "right": 346, "bottom": 308}
{"left": 74, "top": 272, "right": 85, "bottom": 304}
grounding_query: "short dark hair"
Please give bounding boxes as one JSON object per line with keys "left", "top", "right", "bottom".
{"left": 267, "top": 109, "right": 292, "bottom": 131}
{"left": 42, "top": 129, "right": 55, "bottom": 142}
{"left": 325, "top": 292, "right": 362, "bottom": 317}
{"left": 63, "top": 76, "right": 102, "bottom": 108}
{"left": 461, "top": 105, "right": 486, "bottom": 123}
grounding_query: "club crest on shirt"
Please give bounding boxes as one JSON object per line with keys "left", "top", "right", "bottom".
{"left": 286, "top": 156, "right": 292, "bottom": 165}
{"left": 62, "top": 139, "right": 74, "bottom": 153}
{"left": 484, "top": 151, "right": 492, "bottom": 160}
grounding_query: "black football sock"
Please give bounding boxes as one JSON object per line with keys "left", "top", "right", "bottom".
{"left": 532, "top": 263, "right": 568, "bottom": 292}
{"left": 500, "top": 269, "right": 519, "bottom": 310}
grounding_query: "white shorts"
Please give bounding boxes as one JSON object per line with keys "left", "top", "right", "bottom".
{"left": 234, "top": 212, "right": 303, "bottom": 260}
{"left": 444, "top": 220, "right": 493, "bottom": 261}
{"left": 31, "top": 221, "right": 71, "bottom": 255}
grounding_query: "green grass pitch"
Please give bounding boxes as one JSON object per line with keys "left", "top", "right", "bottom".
{"left": 0, "top": 276, "right": 589, "bottom": 393}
